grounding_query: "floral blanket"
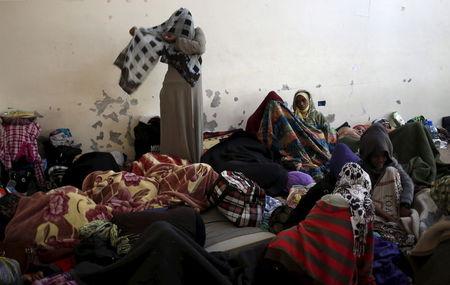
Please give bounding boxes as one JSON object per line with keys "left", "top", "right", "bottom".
{"left": 4, "top": 153, "right": 218, "bottom": 264}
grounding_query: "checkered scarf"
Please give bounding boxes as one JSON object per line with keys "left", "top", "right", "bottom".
{"left": 333, "top": 162, "right": 374, "bottom": 256}
{"left": 114, "top": 8, "right": 202, "bottom": 94}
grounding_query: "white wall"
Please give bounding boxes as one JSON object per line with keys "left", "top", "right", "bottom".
{"left": 1, "top": 0, "right": 449, "bottom": 157}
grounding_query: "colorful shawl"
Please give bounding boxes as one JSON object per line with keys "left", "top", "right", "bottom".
{"left": 257, "top": 100, "right": 331, "bottom": 178}
{"left": 114, "top": 8, "right": 202, "bottom": 93}
{"left": 245, "top": 91, "right": 284, "bottom": 136}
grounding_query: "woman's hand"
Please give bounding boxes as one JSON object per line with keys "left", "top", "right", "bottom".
{"left": 129, "top": 26, "right": 137, "bottom": 36}
{"left": 162, "top": 32, "right": 177, "bottom": 43}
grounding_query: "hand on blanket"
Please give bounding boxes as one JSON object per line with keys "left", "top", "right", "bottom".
{"left": 163, "top": 32, "right": 177, "bottom": 43}
{"left": 129, "top": 26, "right": 137, "bottom": 36}
{"left": 399, "top": 206, "right": 412, "bottom": 217}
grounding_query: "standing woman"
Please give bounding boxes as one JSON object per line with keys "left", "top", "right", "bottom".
{"left": 115, "top": 8, "right": 205, "bottom": 162}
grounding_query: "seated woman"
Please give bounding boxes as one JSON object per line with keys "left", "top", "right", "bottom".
{"left": 359, "top": 123, "right": 416, "bottom": 247}
{"left": 248, "top": 91, "right": 332, "bottom": 179}
{"left": 293, "top": 90, "right": 337, "bottom": 145}
{"left": 258, "top": 163, "right": 376, "bottom": 285}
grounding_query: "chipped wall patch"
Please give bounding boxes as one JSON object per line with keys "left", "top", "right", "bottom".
{"left": 315, "top": 84, "right": 322, "bottom": 88}
{"left": 94, "top": 90, "right": 124, "bottom": 115}
{"left": 225, "top": 89, "right": 229, "bottom": 94}
{"left": 234, "top": 97, "right": 239, "bottom": 102}
{"left": 119, "top": 102, "right": 130, "bottom": 116}
{"left": 77, "top": 103, "right": 82, "bottom": 106}
{"left": 103, "top": 112, "right": 119, "bottom": 122}
{"left": 90, "top": 139, "right": 99, "bottom": 151}
{"left": 203, "top": 113, "right": 218, "bottom": 132}
{"left": 92, "top": 121, "right": 103, "bottom": 128}
{"left": 109, "top": 131, "right": 123, "bottom": 145}
{"left": 96, "top": 132, "right": 104, "bottom": 140}
{"left": 396, "top": 100, "right": 401, "bottom": 104}
{"left": 107, "top": 143, "right": 112, "bottom": 148}
{"left": 130, "top": 98, "right": 138, "bottom": 105}
{"left": 237, "top": 120, "right": 244, "bottom": 126}
{"left": 210, "top": 93, "right": 221, "bottom": 108}
{"left": 325, "top": 114, "right": 336, "bottom": 123}
{"left": 212, "top": 113, "right": 217, "bottom": 118}
{"left": 282, "top": 84, "right": 290, "bottom": 90}
{"left": 125, "top": 116, "right": 134, "bottom": 146}
{"left": 89, "top": 108, "right": 96, "bottom": 112}
{"left": 205, "top": 89, "right": 213, "bottom": 98}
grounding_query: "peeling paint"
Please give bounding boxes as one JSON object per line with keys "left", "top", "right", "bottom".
{"left": 259, "top": 88, "right": 262, "bottom": 92}
{"left": 281, "top": 84, "right": 290, "bottom": 90}
{"left": 403, "top": 79, "right": 407, "bottom": 82}
{"left": 212, "top": 113, "right": 217, "bottom": 118}
{"left": 125, "top": 116, "right": 134, "bottom": 146}
{"left": 237, "top": 120, "right": 244, "bottom": 126}
{"left": 92, "top": 121, "right": 103, "bottom": 129}
{"left": 94, "top": 90, "right": 123, "bottom": 116}
{"left": 396, "top": 100, "right": 401, "bottom": 104}
{"left": 119, "top": 102, "right": 130, "bottom": 116}
{"left": 49, "top": 106, "right": 52, "bottom": 110}
{"left": 130, "top": 98, "right": 138, "bottom": 105}
{"left": 77, "top": 103, "right": 82, "bottom": 106}
{"left": 243, "top": 110, "right": 246, "bottom": 115}
{"left": 203, "top": 113, "right": 218, "bottom": 132}
{"left": 234, "top": 97, "right": 239, "bottom": 102}
{"left": 205, "top": 89, "right": 213, "bottom": 98}
{"left": 109, "top": 131, "right": 123, "bottom": 145}
{"left": 90, "top": 139, "right": 99, "bottom": 151}
{"left": 96, "top": 131, "right": 104, "bottom": 140}
{"left": 210, "top": 93, "right": 221, "bottom": 108}
{"left": 108, "top": 15, "right": 113, "bottom": 20}
{"left": 99, "top": 145, "right": 105, "bottom": 149}
{"left": 57, "top": 108, "right": 61, "bottom": 111}
{"left": 350, "top": 80, "right": 354, "bottom": 85}
{"left": 225, "top": 89, "right": 229, "bottom": 94}
{"left": 89, "top": 108, "right": 96, "bottom": 112}
{"left": 107, "top": 144, "right": 112, "bottom": 148}
{"left": 103, "top": 112, "right": 119, "bottom": 122}
{"left": 407, "top": 78, "right": 412, "bottom": 82}
{"left": 325, "top": 114, "right": 335, "bottom": 123}
{"left": 315, "top": 84, "right": 322, "bottom": 88}
{"left": 34, "top": 112, "right": 44, "bottom": 118}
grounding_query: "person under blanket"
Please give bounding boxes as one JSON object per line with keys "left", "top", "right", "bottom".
{"left": 259, "top": 163, "right": 376, "bottom": 285}
{"left": 293, "top": 89, "right": 337, "bottom": 145}
{"left": 360, "top": 123, "right": 416, "bottom": 246}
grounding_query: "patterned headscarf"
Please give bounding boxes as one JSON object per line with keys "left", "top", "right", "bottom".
{"left": 333, "top": 162, "right": 374, "bottom": 256}
{"left": 114, "top": 8, "right": 202, "bottom": 94}
{"left": 293, "top": 90, "right": 312, "bottom": 119}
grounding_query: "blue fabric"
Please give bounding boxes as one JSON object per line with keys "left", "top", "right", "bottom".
{"left": 329, "top": 143, "right": 361, "bottom": 179}
{"left": 373, "top": 236, "right": 412, "bottom": 285}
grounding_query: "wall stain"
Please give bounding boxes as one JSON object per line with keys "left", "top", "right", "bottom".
{"left": 203, "top": 113, "right": 218, "bottom": 132}
{"left": 34, "top": 112, "right": 44, "bottom": 118}
{"left": 119, "top": 101, "right": 130, "bottom": 116}
{"left": 130, "top": 98, "right": 138, "bottom": 105}
{"left": 99, "top": 145, "right": 105, "bottom": 149}
{"left": 125, "top": 116, "right": 134, "bottom": 146}
{"left": 237, "top": 120, "right": 244, "bottom": 126}
{"left": 325, "top": 114, "right": 336, "bottom": 123}
{"left": 315, "top": 84, "right": 322, "bottom": 88}
{"left": 225, "top": 89, "right": 229, "bottom": 94}
{"left": 77, "top": 103, "right": 82, "bottom": 106}
{"left": 103, "top": 112, "right": 119, "bottom": 122}
{"left": 401, "top": 6, "right": 406, "bottom": 11}
{"left": 107, "top": 144, "right": 112, "bottom": 148}
{"left": 96, "top": 131, "right": 104, "bottom": 140}
{"left": 57, "top": 108, "right": 61, "bottom": 111}
{"left": 205, "top": 89, "right": 213, "bottom": 98}
{"left": 407, "top": 78, "right": 412, "bottom": 82}
{"left": 89, "top": 108, "right": 96, "bottom": 112}
{"left": 210, "top": 93, "right": 221, "bottom": 108}
{"left": 109, "top": 131, "right": 123, "bottom": 145}
{"left": 234, "top": 97, "right": 239, "bottom": 102}
{"left": 350, "top": 80, "right": 354, "bottom": 85}
{"left": 258, "top": 88, "right": 262, "bottom": 92}
{"left": 243, "top": 110, "right": 246, "bottom": 115}
{"left": 282, "top": 84, "right": 290, "bottom": 90}
{"left": 92, "top": 121, "right": 103, "bottom": 129}
{"left": 90, "top": 139, "right": 99, "bottom": 151}
{"left": 212, "top": 113, "right": 217, "bottom": 118}
{"left": 108, "top": 15, "right": 113, "bottom": 20}
{"left": 49, "top": 106, "right": 52, "bottom": 110}
{"left": 396, "top": 100, "right": 401, "bottom": 105}
{"left": 94, "top": 90, "right": 124, "bottom": 116}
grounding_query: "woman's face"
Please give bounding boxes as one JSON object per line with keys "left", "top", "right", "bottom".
{"left": 295, "top": 94, "right": 309, "bottom": 110}
{"left": 370, "top": 151, "right": 387, "bottom": 170}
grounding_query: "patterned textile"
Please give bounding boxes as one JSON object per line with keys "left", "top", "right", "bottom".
{"left": 83, "top": 153, "right": 217, "bottom": 213}
{"left": 207, "top": 171, "right": 265, "bottom": 227}
{"left": 333, "top": 162, "right": 374, "bottom": 256}
{"left": 261, "top": 195, "right": 283, "bottom": 230}
{"left": 431, "top": 175, "right": 450, "bottom": 215}
{"left": 114, "top": 8, "right": 202, "bottom": 93}
{"left": 265, "top": 199, "right": 376, "bottom": 285}
{"left": 257, "top": 100, "right": 331, "bottom": 178}
{"left": 0, "top": 122, "right": 45, "bottom": 187}
{"left": 49, "top": 128, "right": 77, "bottom": 147}
{"left": 4, "top": 186, "right": 112, "bottom": 256}
{"left": 372, "top": 167, "right": 416, "bottom": 247}
{"left": 329, "top": 143, "right": 361, "bottom": 179}
{"left": 32, "top": 272, "right": 77, "bottom": 285}
{"left": 0, "top": 257, "right": 21, "bottom": 285}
